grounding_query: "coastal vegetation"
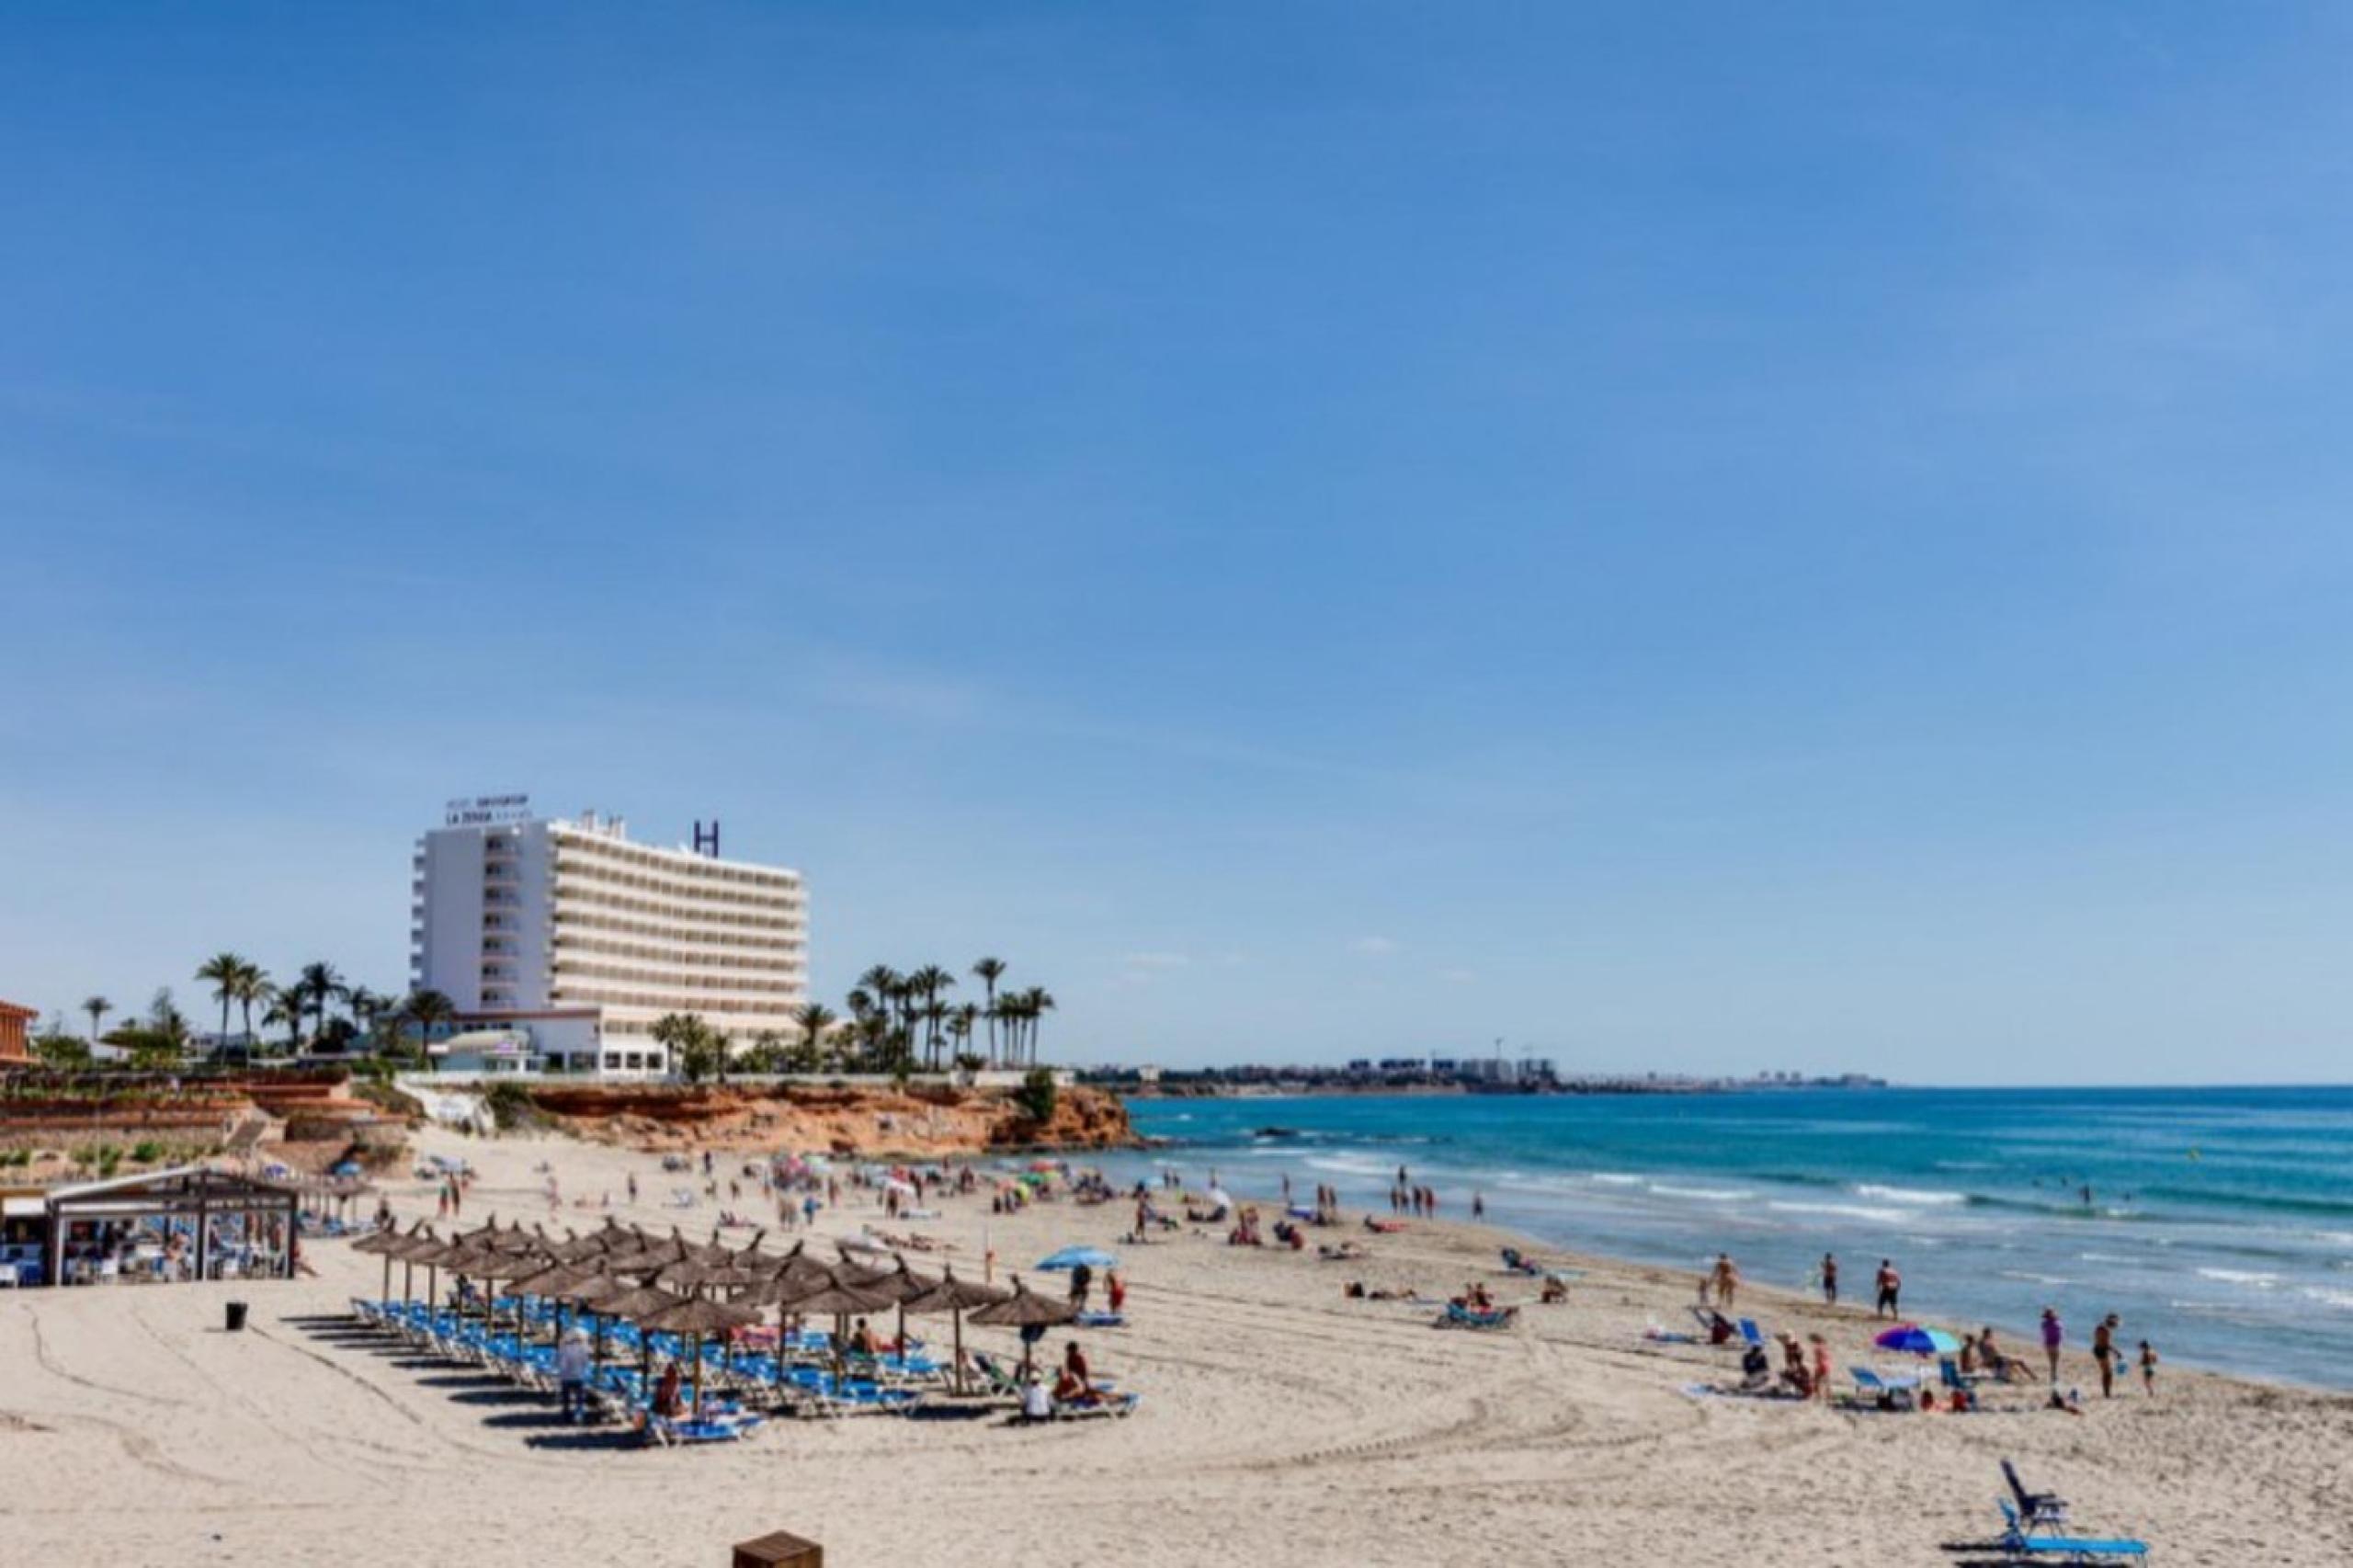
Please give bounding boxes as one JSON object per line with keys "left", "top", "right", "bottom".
{"left": 654, "top": 956, "right": 1058, "bottom": 1082}
{"left": 28, "top": 953, "right": 1058, "bottom": 1083}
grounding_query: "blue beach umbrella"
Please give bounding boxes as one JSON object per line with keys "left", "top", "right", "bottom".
{"left": 1038, "top": 1245, "right": 1119, "bottom": 1272}
{"left": 1873, "top": 1324, "right": 1961, "bottom": 1357}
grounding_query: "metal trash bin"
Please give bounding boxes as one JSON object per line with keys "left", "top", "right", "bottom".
{"left": 225, "top": 1301, "right": 249, "bottom": 1332}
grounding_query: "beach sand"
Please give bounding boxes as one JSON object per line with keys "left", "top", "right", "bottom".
{"left": 2, "top": 1126, "right": 2346, "bottom": 1566}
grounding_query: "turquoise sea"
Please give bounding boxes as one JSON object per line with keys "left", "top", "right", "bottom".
{"left": 1098, "top": 1085, "right": 2353, "bottom": 1389}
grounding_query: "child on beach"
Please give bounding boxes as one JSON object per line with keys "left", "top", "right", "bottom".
{"left": 2138, "top": 1340, "right": 2158, "bottom": 1395}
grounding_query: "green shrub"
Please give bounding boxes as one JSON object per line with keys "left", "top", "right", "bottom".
{"left": 1015, "top": 1066, "right": 1058, "bottom": 1125}
{"left": 130, "top": 1140, "right": 164, "bottom": 1164}
{"left": 481, "top": 1081, "right": 542, "bottom": 1131}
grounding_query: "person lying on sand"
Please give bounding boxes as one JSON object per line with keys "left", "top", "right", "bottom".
{"left": 1343, "top": 1280, "right": 1423, "bottom": 1301}
{"left": 1318, "top": 1242, "right": 1369, "bottom": 1261}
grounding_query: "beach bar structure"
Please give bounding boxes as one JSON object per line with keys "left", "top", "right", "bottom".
{"left": 0, "top": 1166, "right": 300, "bottom": 1287}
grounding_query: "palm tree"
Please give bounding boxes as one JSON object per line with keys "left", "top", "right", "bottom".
{"left": 347, "top": 986, "right": 386, "bottom": 1046}
{"left": 196, "top": 952, "right": 251, "bottom": 1050}
{"left": 263, "top": 985, "right": 305, "bottom": 1055}
{"left": 233, "top": 964, "right": 269, "bottom": 1047}
{"left": 972, "top": 957, "right": 1007, "bottom": 1064}
{"left": 907, "top": 965, "right": 955, "bottom": 1069}
{"left": 1026, "top": 986, "right": 1058, "bottom": 1066}
{"left": 399, "top": 988, "right": 456, "bottom": 1058}
{"left": 949, "top": 1002, "right": 980, "bottom": 1067}
{"left": 82, "top": 995, "right": 111, "bottom": 1045}
{"left": 994, "top": 992, "right": 1027, "bottom": 1066}
{"left": 858, "top": 966, "right": 901, "bottom": 1020}
{"left": 790, "top": 1002, "right": 837, "bottom": 1069}
{"left": 298, "top": 961, "right": 347, "bottom": 1040}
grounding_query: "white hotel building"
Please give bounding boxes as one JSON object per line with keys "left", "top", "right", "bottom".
{"left": 411, "top": 801, "right": 807, "bottom": 1076}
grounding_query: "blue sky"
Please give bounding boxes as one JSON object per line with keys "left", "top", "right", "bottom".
{"left": 6, "top": 5, "right": 2353, "bottom": 1083}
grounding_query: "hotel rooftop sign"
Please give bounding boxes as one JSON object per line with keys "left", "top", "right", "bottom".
{"left": 444, "top": 792, "right": 533, "bottom": 828}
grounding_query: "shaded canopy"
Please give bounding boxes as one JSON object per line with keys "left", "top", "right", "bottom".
{"left": 509, "top": 1258, "right": 610, "bottom": 1298}
{"left": 354, "top": 1221, "right": 426, "bottom": 1257}
{"left": 969, "top": 1275, "right": 1077, "bottom": 1329}
{"left": 755, "top": 1267, "right": 896, "bottom": 1316}
{"left": 634, "top": 1296, "right": 764, "bottom": 1336}
{"left": 603, "top": 1284, "right": 692, "bottom": 1323}
{"left": 568, "top": 1271, "right": 639, "bottom": 1308}
{"left": 854, "top": 1256, "right": 938, "bottom": 1305}
{"left": 905, "top": 1267, "right": 1009, "bottom": 1314}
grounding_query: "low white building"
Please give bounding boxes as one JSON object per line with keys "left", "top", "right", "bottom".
{"left": 412, "top": 798, "right": 808, "bottom": 1077}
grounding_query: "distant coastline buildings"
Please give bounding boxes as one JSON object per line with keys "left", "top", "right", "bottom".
{"left": 412, "top": 797, "right": 807, "bottom": 1077}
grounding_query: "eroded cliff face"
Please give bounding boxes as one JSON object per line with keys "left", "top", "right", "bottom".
{"left": 519, "top": 1082, "right": 1135, "bottom": 1158}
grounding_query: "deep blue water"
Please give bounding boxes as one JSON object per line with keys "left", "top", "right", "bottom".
{"left": 1097, "top": 1086, "right": 2353, "bottom": 1388}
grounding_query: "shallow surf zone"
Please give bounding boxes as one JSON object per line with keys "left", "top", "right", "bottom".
{"left": 1113, "top": 1084, "right": 2353, "bottom": 1388}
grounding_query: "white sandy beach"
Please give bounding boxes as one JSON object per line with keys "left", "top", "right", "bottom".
{"left": 2, "top": 1126, "right": 2347, "bottom": 1567}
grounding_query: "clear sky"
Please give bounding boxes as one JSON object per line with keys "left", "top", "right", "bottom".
{"left": 6, "top": 5, "right": 2353, "bottom": 1084}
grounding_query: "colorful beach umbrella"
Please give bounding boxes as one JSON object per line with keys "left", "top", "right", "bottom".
{"left": 1873, "top": 1324, "right": 1961, "bottom": 1357}
{"left": 1037, "top": 1245, "right": 1119, "bottom": 1272}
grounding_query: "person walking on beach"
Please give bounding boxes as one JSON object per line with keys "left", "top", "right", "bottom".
{"left": 1820, "top": 1252, "right": 1838, "bottom": 1306}
{"left": 1472, "top": 1191, "right": 1484, "bottom": 1220}
{"left": 2137, "top": 1339, "right": 2158, "bottom": 1396}
{"left": 2092, "top": 1312, "right": 2120, "bottom": 1398}
{"left": 1873, "top": 1259, "right": 1901, "bottom": 1319}
{"left": 555, "top": 1327, "right": 592, "bottom": 1424}
{"left": 2040, "top": 1307, "right": 2064, "bottom": 1384}
{"left": 1711, "top": 1253, "right": 1739, "bottom": 1310}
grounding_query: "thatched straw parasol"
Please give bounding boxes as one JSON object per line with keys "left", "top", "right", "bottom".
{"left": 354, "top": 1221, "right": 426, "bottom": 1308}
{"left": 632, "top": 1296, "right": 763, "bottom": 1416}
{"left": 756, "top": 1240, "right": 836, "bottom": 1292}
{"left": 597, "top": 1284, "right": 689, "bottom": 1384}
{"left": 852, "top": 1256, "right": 938, "bottom": 1368}
{"left": 904, "top": 1267, "right": 1006, "bottom": 1395}
{"left": 758, "top": 1267, "right": 898, "bottom": 1388}
{"left": 969, "top": 1275, "right": 1076, "bottom": 1379}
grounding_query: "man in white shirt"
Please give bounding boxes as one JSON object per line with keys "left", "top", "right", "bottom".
{"left": 556, "top": 1328, "right": 593, "bottom": 1424}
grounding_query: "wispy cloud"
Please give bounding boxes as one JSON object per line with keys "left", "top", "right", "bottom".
{"left": 1122, "top": 951, "right": 1192, "bottom": 970}
{"left": 1350, "top": 936, "right": 1400, "bottom": 956}
{"left": 1437, "top": 966, "right": 1478, "bottom": 983}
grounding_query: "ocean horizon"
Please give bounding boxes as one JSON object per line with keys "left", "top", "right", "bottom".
{"left": 1097, "top": 1084, "right": 2353, "bottom": 1390}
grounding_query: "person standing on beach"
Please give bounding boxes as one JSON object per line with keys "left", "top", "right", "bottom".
{"left": 1472, "top": 1191, "right": 1484, "bottom": 1220}
{"left": 1711, "top": 1253, "right": 1739, "bottom": 1310}
{"left": 1873, "top": 1259, "right": 1901, "bottom": 1319}
{"left": 2040, "top": 1307, "right": 2064, "bottom": 1383}
{"left": 2137, "top": 1339, "right": 2158, "bottom": 1395}
{"left": 1820, "top": 1253, "right": 1838, "bottom": 1306}
{"left": 2092, "top": 1313, "right": 2120, "bottom": 1397}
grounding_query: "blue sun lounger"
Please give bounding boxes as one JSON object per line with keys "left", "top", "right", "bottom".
{"left": 1737, "top": 1318, "right": 1765, "bottom": 1348}
{"left": 2003, "top": 1460, "right": 2069, "bottom": 1529}
{"left": 1997, "top": 1500, "right": 2147, "bottom": 1562}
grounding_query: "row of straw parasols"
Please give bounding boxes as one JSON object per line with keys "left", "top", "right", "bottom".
{"left": 354, "top": 1215, "right": 1073, "bottom": 1415}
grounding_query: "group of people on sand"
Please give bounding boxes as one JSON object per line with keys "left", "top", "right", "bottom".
{"left": 1694, "top": 1243, "right": 2164, "bottom": 1410}
{"left": 1390, "top": 1183, "right": 1439, "bottom": 1217}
